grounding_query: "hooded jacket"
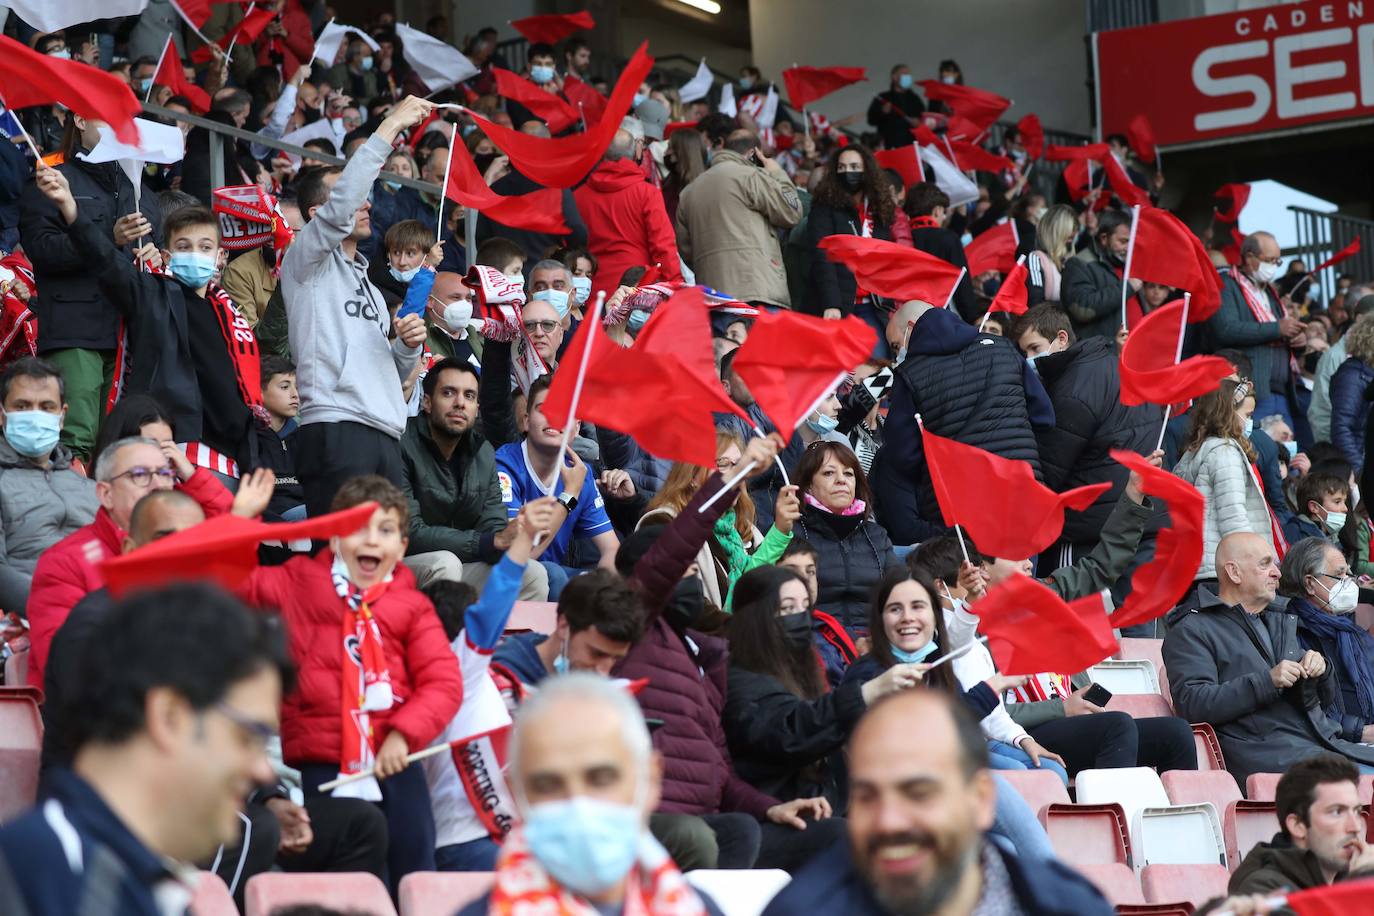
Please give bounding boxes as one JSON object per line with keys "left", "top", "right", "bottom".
{"left": 572, "top": 158, "right": 681, "bottom": 303}
{"left": 1173, "top": 437, "right": 1273, "bottom": 580}
{"left": 0, "top": 438, "right": 97, "bottom": 614}
{"left": 1163, "top": 590, "right": 1374, "bottom": 785}
{"left": 1061, "top": 242, "right": 1124, "bottom": 341}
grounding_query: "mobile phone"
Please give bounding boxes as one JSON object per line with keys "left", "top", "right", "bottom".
{"left": 1083, "top": 683, "right": 1113, "bottom": 707}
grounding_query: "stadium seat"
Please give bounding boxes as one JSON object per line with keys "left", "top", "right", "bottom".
{"left": 998, "top": 768, "right": 1070, "bottom": 816}
{"left": 1359, "top": 774, "right": 1374, "bottom": 806}
{"left": 1118, "top": 637, "right": 1170, "bottom": 704}
{"left": 3, "top": 648, "right": 28, "bottom": 688}
{"left": 1141, "top": 863, "right": 1230, "bottom": 908}
{"left": 1041, "top": 802, "right": 1133, "bottom": 866}
{"left": 1076, "top": 767, "right": 1171, "bottom": 828}
{"left": 507, "top": 601, "right": 557, "bottom": 634}
{"left": 188, "top": 872, "right": 238, "bottom": 916}
{"left": 1073, "top": 862, "right": 1145, "bottom": 906}
{"left": 1224, "top": 800, "right": 1278, "bottom": 869}
{"left": 1161, "top": 770, "right": 1242, "bottom": 812}
{"left": 1245, "top": 772, "right": 1282, "bottom": 802}
{"left": 1106, "top": 692, "right": 1176, "bottom": 718}
{"left": 1088, "top": 659, "right": 1160, "bottom": 694}
{"left": 1190, "top": 723, "right": 1227, "bottom": 772}
{"left": 0, "top": 686, "right": 43, "bottom": 823}
{"left": 244, "top": 872, "right": 397, "bottom": 916}
{"left": 1115, "top": 906, "right": 1193, "bottom": 916}
{"left": 398, "top": 872, "right": 494, "bottom": 915}
{"left": 1135, "top": 803, "right": 1227, "bottom": 870}
{"left": 689, "top": 869, "right": 791, "bottom": 915}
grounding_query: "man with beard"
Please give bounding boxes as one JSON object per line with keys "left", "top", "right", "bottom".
{"left": 762, "top": 690, "right": 1112, "bottom": 915}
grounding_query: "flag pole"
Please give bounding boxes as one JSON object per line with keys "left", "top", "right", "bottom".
{"left": 698, "top": 461, "right": 759, "bottom": 513}
{"left": 1154, "top": 292, "right": 1190, "bottom": 453}
{"left": 915, "top": 411, "right": 971, "bottom": 563}
{"left": 319, "top": 741, "right": 462, "bottom": 792}
{"left": 148, "top": 35, "right": 172, "bottom": 104}
{"left": 751, "top": 425, "right": 791, "bottom": 487}
{"left": 943, "top": 267, "right": 966, "bottom": 310}
{"left": 0, "top": 91, "right": 45, "bottom": 162}
{"left": 927, "top": 635, "right": 988, "bottom": 671}
{"left": 169, "top": 0, "right": 216, "bottom": 49}
{"left": 1119, "top": 204, "right": 1141, "bottom": 332}
{"left": 435, "top": 138, "right": 456, "bottom": 236}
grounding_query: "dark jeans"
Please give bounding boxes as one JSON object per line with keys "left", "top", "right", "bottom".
{"left": 650, "top": 813, "right": 725, "bottom": 870}
{"left": 435, "top": 836, "right": 500, "bottom": 872}
{"left": 700, "top": 812, "right": 848, "bottom": 874}
{"left": 1028, "top": 713, "right": 1197, "bottom": 776}
{"left": 294, "top": 420, "right": 406, "bottom": 517}
{"left": 300, "top": 761, "right": 435, "bottom": 894}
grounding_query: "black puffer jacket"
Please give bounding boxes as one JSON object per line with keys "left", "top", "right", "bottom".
{"left": 1061, "top": 245, "right": 1124, "bottom": 341}
{"left": 1031, "top": 336, "right": 1162, "bottom": 544}
{"left": 805, "top": 200, "right": 892, "bottom": 317}
{"left": 795, "top": 504, "right": 898, "bottom": 637}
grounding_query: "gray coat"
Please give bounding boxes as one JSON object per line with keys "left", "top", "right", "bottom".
{"left": 0, "top": 439, "right": 98, "bottom": 613}
{"left": 1163, "top": 591, "right": 1374, "bottom": 785}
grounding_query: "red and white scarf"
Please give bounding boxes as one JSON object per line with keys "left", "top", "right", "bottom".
{"left": 1230, "top": 266, "right": 1301, "bottom": 379}
{"left": 331, "top": 555, "right": 395, "bottom": 802}
{"left": 488, "top": 827, "right": 708, "bottom": 916}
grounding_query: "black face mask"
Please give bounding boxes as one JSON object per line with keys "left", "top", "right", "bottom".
{"left": 839, "top": 171, "right": 865, "bottom": 193}
{"left": 664, "top": 576, "right": 706, "bottom": 633}
{"left": 472, "top": 152, "right": 497, "bottom": 174}
{"left": 780, "top": 612, "right": 814, "bottom": 649}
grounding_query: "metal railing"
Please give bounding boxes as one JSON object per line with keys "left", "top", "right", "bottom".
{"left": 1288, "top": 206, "right": 1374, "bottom": 303}
{"left": 1085, "top": 0, "right": 1159, "bottom": 32}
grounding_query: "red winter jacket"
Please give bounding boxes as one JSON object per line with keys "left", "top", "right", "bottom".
{"left": 239, "top": 553, "right": 462, "bottom": 766}
{"left": 572, "top": 159, "right": 682, "bottom": 303}
{"left": 254, "top": 0, "right": 314, "bottom": 80}
{"left": 25, "top": 469, "right": 233, "bottom": 687}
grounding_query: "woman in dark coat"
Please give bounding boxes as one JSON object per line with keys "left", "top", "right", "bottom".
{"left": 1329, "top": 313, "right": 1374, "bottom": 472}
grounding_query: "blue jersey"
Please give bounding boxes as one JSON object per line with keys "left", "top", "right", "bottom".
{"left": 494, "top": 441, "right": 612, "bottom": 565}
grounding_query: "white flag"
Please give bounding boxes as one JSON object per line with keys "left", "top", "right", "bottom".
{"left": 718, "top": 82, "right": 737, "bottom": 117}
{"left": 757, "top": 85, "right": 779, "bottom": 130}
{"left": 919, "top": 143, "right": 979, "bottom": 208}
{"left": 280, "top": 118, "right": 342, "bottom": 167}
{"left": 2, "top": 0, "right": 148, "bottom": 32}
{"left": 82, "top": 118, "right": 185, "bottom": 165}
{"left": 678, "top": 58, "right": 713, "bottom": 104}
{"left": 395, "top": 22, "right": 479, "bottom": 93}
{"left": 312, "top": 18, "right": 381, "bottom": 67}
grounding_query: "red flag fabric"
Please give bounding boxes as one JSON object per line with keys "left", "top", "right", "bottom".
{"left": 1312, "top": 237, "right": 1362, "bottom": 274}
{"left": 190, "top": 4, "right": 275, "bottom": 63}
{"left": 781, "top": 66, "right": 867, "bottom": 109}
{"left": 563, "top": 73, "right": 608, "bottom": 124}
{"left": 153, "top": 38, "right": 210, "bottom": 113}
{"left": 1128, "top": 207, "right": 1224, "bottom": 321}
{"left": 1062, "top": 159, "right": 1092, "bottom": 203}
{"left": 1107, "top": 450, "right": 1204, "bottom": 630}
{"left": 1213, "top": 183, "right": 1250, "bottom": 223}
{"left": 1016, "top": 113, "right": 1044, "bottom": 160}
{"left": 964, "top": 222, "right": 1018, "bottom": 276}
{"left": 462, "top": 43, "right": 653, "bottom": 189}
{"left": 493, "top": 68, "right": 579, "bottom": 134}
{"left": 510, "top": 11, "right": 596, "bottom": 45}
{"left": 442, "top": 141, "right": 569, "bottom": 236}
{"left": 922, "top": 425, "right": 1111, "bottom": 560}
{"left": 917, "top": 80, "right": 1010, "bottom": 131}
{"left": 1286, "top": 878, "right": 1374, "bottom": 916}
{"left": 172, "top": 0, "right": 212, "bottom": 27}
{"left": 731, "top": 311, "right": 876, "bottom": 441}
{"left": 947, "top": 139, "right": 1014, "bottom": 174}
{"left": 0, "top": 35, "right": 141, "bottom": 144}
{"left": 1046, "top": 143, "right": 1110, "bottom": 161}
{"left": 817, "top": 235, "right": 964, "bottom": 306}
{"left": 944, "top": 115, "right": 984, "bottom": 142}
{"left": 874, "top": 146, "right": 923, "bottom": 189}
{"left": 989, "top": 258, "right": 1029, "bottom": 316}
{"left": 1126, "top": 113, "right": 1157, "bottom": 163}
{"left": 101, "top": 503, "right": 378, "bottom": 597}
{"left": 975, "top": 574, "right": 1119, "bottom": 676}
{"left": 1102, "top": 153, "right": 1151, "bottom": 208}
{"left": 910, "top": 123, "right": 943, "bottom": 147}
{"left": 1119, "top": 298, "right": 1233, "bottom": 407}
{"left": 541, "top": 287, "right": 747, "bottom": 467}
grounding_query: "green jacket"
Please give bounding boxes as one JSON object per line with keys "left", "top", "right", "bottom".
{"left": 1198, "top": 838, "right": 1374, "bottom": 914}
{"left": 400, "top": 414, "right": 507, "bottom": 561}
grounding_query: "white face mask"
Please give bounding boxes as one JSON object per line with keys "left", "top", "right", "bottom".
{"left": 1241, "top": 416, "right": 1253, "bottom": 437}
{"left": 1314, "top": 574, "right": 1359, "bottom": 614}
{"left": 571, "top": 275, "right": 592, "bottom": 305}
{"left": 1322, "top": 509, "right": 1348, "bottom": 533}
{"left": 443, "top": 299, "right": 473, "bottom": 333}
{"left": 1253, "top": 261, "right": 1280, "bottom": 285}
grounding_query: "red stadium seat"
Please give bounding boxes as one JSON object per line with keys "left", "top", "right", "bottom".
{"left": 1245, "top": 773, "right": 1282, "bottom": 802}
{"left": 507, "top": 601, "right": 557, "bottom": 634}
{"left": 188, "top": 872, "right": 238, "bottom": 916}
{"left": 1119, "top": 637, "right": 1170, "bottom": 705}
{"left": 398, "top": 872, "right": 494, "bottom": 916}
{"left": 1141, "top": 863, "right": 1230, "bottom": 908}
{"left": 1073, "top": 863, "right": 1145, "bottom": 906}
{"left": 1041, "top": 802, "right": 1133, "bottom": 866}
{"left": 3, "top": 648, "right": 28, "bottom": 688}
{"left": 1224, "top": 801, "right": 1278, "bottom": 870}
{"left": 1116, "top": 906, "right": 1194, "bottom": 916}
{"left": 244, "top": 873, "right": 397, "bottom": 916}
{"left": 1359, "top": 774, "right": 1374, "bottom": 806}
{"left": 1106, "top": 692, "right": 1176, "bottom": 719}
{"left": 1161, "top": 770, "right": 1242, "bottom": 812}
{"left": 0, "top": 686, "right": 43, "bottom": 823}
{"left": 1190, "top": 723, "right": 1227, "bottom": 772}
{"left": 997, "top": 768, "right": 1070, "bottom": 816}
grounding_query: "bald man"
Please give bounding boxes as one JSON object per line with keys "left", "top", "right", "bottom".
{"left": 1164, "top": 532, "right": 1374, "bottom": 784}
{"left": 425, "top": 271, "right": 481, "bottom": 366}
{"left": 762, "top": 691, "right": 1111, "bottom": 915}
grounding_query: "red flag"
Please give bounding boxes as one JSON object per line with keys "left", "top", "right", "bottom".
{"left": 493, "top": 68, "right": 579, "bottom": 134}
{"left": 946, "top": 139, "right": 1014, "bottom": 174}
{"left": 1126, "top": 113, "right": 1157, "bottom": 164}
{"left": 1062, "top": 159, "right": 1092, "bottom": 203}
{"left": 917, "top": 80, "right": 1010, "bottom": 131}
{"left": 944, "top": 115, "right": 984, "bottom": 142}
{"left": 1107, "top": 450, "right": 1204, "bottom": 630}
{"left": 874, "top": 146, "right": 923, "bottom": 189}
{"left": 190, "top": 4, "right": 276, "bottom": 63}
{"left": 563, "top": 73, "right": 608, "bottom": 124}
{"left": 731, "top": 311, "right": 876, "bottom": 441}
{"left": 153, "top": 37, "right": 211, "bottom": 114}
{"left": 1128, "top": 207, "right": 1224, "bottom": 320}
{"left": 922, "top": 425, "right": 1111, "bottom": 560}
{"left": 781, "top": 66, "right": 866, "bottom": 109}
{"left": 964, "top": 222, "right": 1018, "bottom": 276}
{"left": 443, "top": 141, "right": 569, "bottom": 235}
{"left": 542, "top": 287, "right": 747, "bottom": 467}
{"left": 1312, "top": 237, "right": 1362, "bottom": 274}
{"left": 0, "top": 35, "right": 141, "bottom": 144}
{"left": 1102, "top": 153, "right": 1151, "bottom": 208}
{"left": 172, "top": 0, "right": 212, "bottom": 27}
{"left": 510, "top": 11, "right": 596, "bottom": 45}
{"left": 462, "top": 43, "right": 653, "bottom": 189}
{"left": 975, "top": 574, "right": 1118, "bottom": 676}
{"left": 1046, "top": 143, "right": 1110, "bottom": 161}
{"left": 1016, "top": 113, "right": 1043, "bottom": 160}
{"left": 911, "top": 123, "right": 943, "bottom": 147}
{"left": 989, "top": 257, "right": 1029, "bottom": 316}
{"left": 1119, "top": 298, "right": 1233, "bottom": 407}
{"left": 817, "top": 235, "right": 964, "bottom": 306}
{"left": 1213, "top": 183, "right": 1250, "bottom": 223}
{"left": 1287, "top": 878, "right": 1374, "bottom": 916}
{"left": 101, "top": 503, "right": 378, "bottom": 597}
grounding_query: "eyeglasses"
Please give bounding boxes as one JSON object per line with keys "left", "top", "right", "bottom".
{"left": 212, "top": 702, "right": 278, "bottom": 751}
{"left": 524, "top": 319, "right": 560, "bottom": 335}
{"left": 110, "top": 465, "right": 178, "bottom": 489}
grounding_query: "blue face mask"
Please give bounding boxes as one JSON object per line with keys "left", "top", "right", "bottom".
{"left": 382, "top": 179, "right": 402, "bottom": 192}
{"left": 390, "top": 264, "right": 421, "bottom": 283}
{"left": 571, "top": 275, "right": 592, "bottom": 305}
{"left": 553, "top": 642, "right": 570, "bottom": 674}
{"left": 627, "top": 309, "right": 650, "bottom": 332}
{"left": 524, "top": 796, "right": 642, "bottom": 896}
{"left": 3, "top": 409, "right": 61, "bottom": 458}
{"left": 168, "top": 251, "right": 217, "bottom": 289}
{"left": 633, "top": 91, "right": 648, "bottom": 108}
{"left": 807, "top": 413, "right": 839, "bottom": 436}
{"left": 136, "top": 77, "right": 153, "bottom": 92}
{"left": 897, "top": 73, "right": 913, "bottom": 90}
{"left": 1242, "top": 417, "right": 1254, "bottom": 437}
{"left": 892, "top": 639, "right": 938, "bottom": 665}
{"left": 531, "top": 65, "right": 556, "bottom": 85}
{"left": 359, "top": 56, "right": 374, "bottom": 71}
{"left": 532, "top": 288, "right": 571, "bottom": 319}
{"left": 1283, "top": 440, "right": 1298, "bottom": 459}
{"left": 739, "top": 76, "right": 754, "bottom": 90}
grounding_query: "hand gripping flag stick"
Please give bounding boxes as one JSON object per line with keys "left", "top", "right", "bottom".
{"left": 926, "top": 635, "right": 988, "bottom": 671}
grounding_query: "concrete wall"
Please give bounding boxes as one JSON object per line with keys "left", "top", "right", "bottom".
{"left": 748, "top": 0, "right": 1091, "bottom": 135}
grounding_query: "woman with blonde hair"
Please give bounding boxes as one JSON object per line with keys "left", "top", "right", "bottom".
{"left": 1329, "top": 314, "right": 1374, "bottom": 470}
{"left": 1027, "top": 204, "right": 1077, "bottom": 303}
{"left": 1173, "top": 378, "right": 1271, "bottom": 582}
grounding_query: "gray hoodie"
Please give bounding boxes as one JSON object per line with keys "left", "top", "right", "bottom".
{"left": 281, "top": 133, "right": 420, "bottom": 440}
{"left": 0, "top": 437, "right": 97, "bottom": 613}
